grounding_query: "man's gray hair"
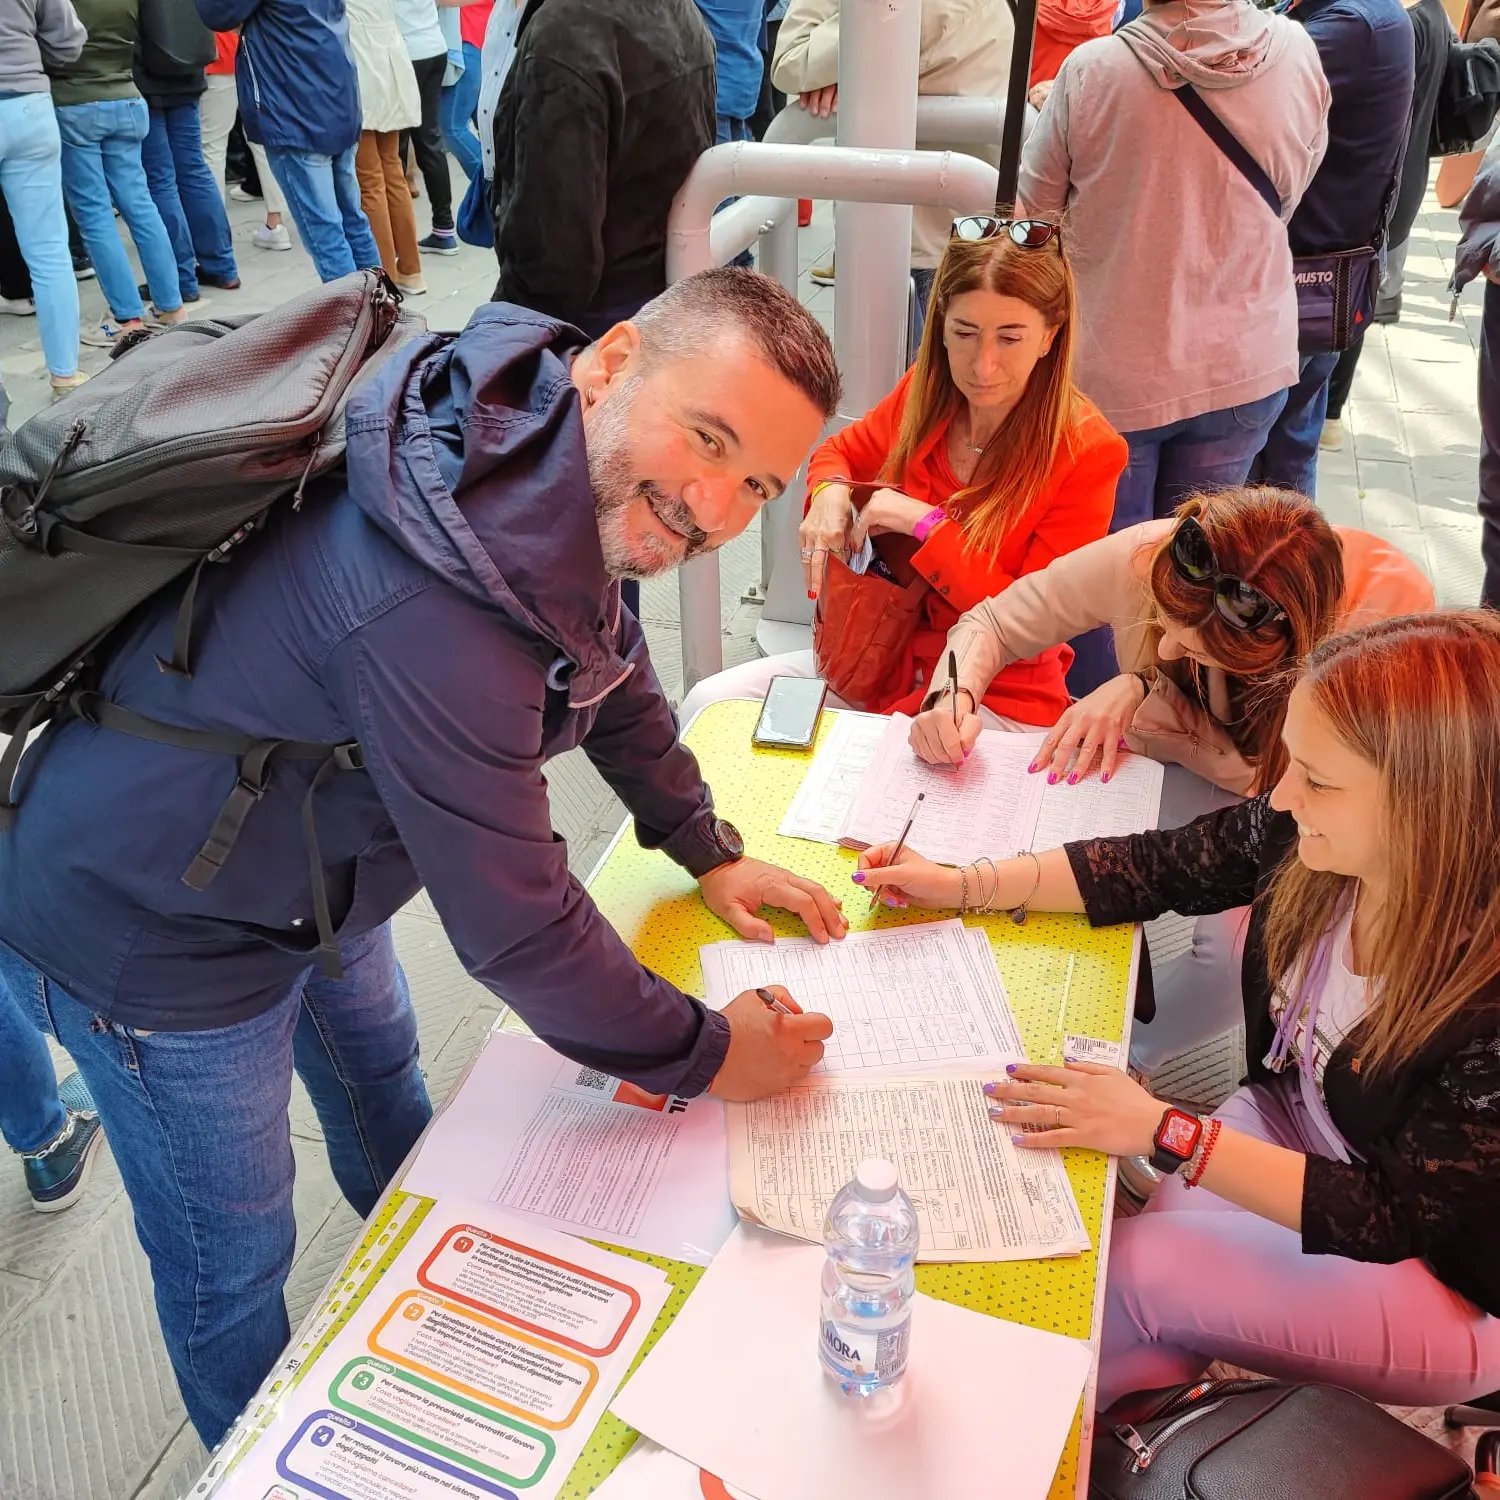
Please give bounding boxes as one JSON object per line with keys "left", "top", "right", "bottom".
{"left": 630, "top": 268, "right": 842, "bottom": 420}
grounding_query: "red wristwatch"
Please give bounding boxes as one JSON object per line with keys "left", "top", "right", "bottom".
{"left": 1150, "top": 1107, "right": 1203, "bottom": 1175}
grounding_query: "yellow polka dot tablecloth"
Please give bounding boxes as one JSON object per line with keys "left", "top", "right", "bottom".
{"left": 559, "top": 702, "right": 1139, "bottom": 1500}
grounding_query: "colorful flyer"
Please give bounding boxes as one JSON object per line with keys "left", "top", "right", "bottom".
{"left": 206, "top": 1200, "right": 670, "bottom": 1500}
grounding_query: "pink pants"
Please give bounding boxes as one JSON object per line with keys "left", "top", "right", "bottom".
{"left": 1099, "top": 1075, "right": 1500, "bottom": 1411}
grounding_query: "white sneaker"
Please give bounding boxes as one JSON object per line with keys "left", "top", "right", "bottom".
{"left": 81, "top": 317, "right": 146, "bottom": 348}
{"left": 229, "top": 183, "right": 261, "bottom": 203}
{"left": 0, "top": 296, "right": 35, "bottom": 316}
{"left": 1319, "top": 418, "right": 1344, "bottom": 452}
{"left": 395, "top": 273, "right": 428, "bottom": 296}
{"left": 252, "top": 223, "right": 292, "bottom": 252}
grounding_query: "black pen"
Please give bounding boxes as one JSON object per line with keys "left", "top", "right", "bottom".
{"left": 756, "top": 986, "right": 794, "bottom": 1016}
{"left": 870, "top": 791, "right": 924, "bottom": 912}
{"left": 948, "top": 650, "right": 961, "bottom": 729}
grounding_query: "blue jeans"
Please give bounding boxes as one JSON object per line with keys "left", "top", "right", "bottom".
{"left": 1066, "top": 388, "right": 1290, "bottom": 695}
{"left": 1253, "top": 351, "right": 1341, "bottom": 500}
{"left": 0, "top": 924, "right": 432, "bottom": 1446}
{"left": 263, "top": 144, "right": 380, "bottom": 283}
{"left": 0, "top": 975, "right": 66, "bottom": 1155}
{"left": 0, "top": 93, "right": 78, "bottom": 376}
{"left": 439, "top": 41, "right": 483, "bottom": 182}
{"left": 56, "top": 97, "right": 182, "bottom": 321}
{"left": 141, "top": 101, "right": 238, "bottom": 298}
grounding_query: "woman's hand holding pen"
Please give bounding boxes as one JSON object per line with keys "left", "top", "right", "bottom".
{"left": 909, "top": 692, "right": 983, "bottom": 767}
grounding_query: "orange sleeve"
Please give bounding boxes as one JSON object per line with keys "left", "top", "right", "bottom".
{"left": 911, "top": 416, "right": 1126, "bottom": 616}
{"left": 805, "top": 371, "right": 915, "bottom": 502}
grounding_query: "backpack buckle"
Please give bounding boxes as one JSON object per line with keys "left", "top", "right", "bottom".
{"left": 333, "top": 743, "right": 364, "bottom": 772}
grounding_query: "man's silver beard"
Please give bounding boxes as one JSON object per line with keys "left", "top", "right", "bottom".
{"left": 585, "top": 377, "right": 712, "bottom": 581}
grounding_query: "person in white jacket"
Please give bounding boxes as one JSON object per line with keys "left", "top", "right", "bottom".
{"left": 349, "top": 0, "right": 426, "bottom": 293}
{"left": 771, "top": 0, "right": 1011, "bottom": 329}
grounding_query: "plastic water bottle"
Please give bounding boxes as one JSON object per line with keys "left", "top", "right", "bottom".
{"left": 819, "top": 1157, "right": 918, "bottom": 1397}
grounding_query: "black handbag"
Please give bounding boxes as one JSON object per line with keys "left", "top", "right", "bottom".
{"left": 1090, "top": 1379, "right": 1476, "bottom": 1500}
{"left": 1171, "top": 84, "right": 1392, "bottom": 355}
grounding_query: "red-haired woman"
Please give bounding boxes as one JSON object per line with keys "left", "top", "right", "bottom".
{"left": 909, "top": 491, "right": 1433, "bottom": 1072}
{"left": 679, "top": 218, "right": 1127, "bottom": 727}
{"left": 857, "top": 612, "right": 1500, "bottom": 1413}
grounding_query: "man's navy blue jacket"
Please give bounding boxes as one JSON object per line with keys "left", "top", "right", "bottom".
{"left": 0, "top": 307, "right": 734, "bottom": 1095}
{"left": 1285, "top": 0, "right": 1415, "bottom": 257}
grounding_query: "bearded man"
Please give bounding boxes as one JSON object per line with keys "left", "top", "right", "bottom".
{"left": 0, "top": 268, "right": 844, "bottom": 1446}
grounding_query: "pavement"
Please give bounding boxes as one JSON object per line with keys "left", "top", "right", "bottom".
{"left": 0, "top": 177, "right": 1487, "bottom": 1500}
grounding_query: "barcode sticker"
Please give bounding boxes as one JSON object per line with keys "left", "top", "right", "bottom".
{"left": 1063, "top": 1034, "right": 1124, "bottom": 1067}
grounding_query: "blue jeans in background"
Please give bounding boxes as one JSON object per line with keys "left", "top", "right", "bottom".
{"left": 716, "top": 115, "right": 754, "bottom": 269}
{"left": 0, "top": 93, "right": 78, "bottom": 376}
{"left": 1252, "top": 351, "right": 1341, "bottom": 500}
{"left": 439, "top": 41, "right": 483, "bottom": 182}
{"left": 56, "top": 97, "right": 182, "bottom": 322}
{"left": 141, "top": 101, "right": 238, "bottom": 299}
{"left": 263, "top": 144, "right": 380, "bottom": 283}
{"left": 0, "top": 974, "right": 67, "bottom": 1155}
{"left": 1065, "top": 387, "right": 1289, "bottom": 696}
{"left": 0, "top": 922, "right": 432, "bottom": 1446}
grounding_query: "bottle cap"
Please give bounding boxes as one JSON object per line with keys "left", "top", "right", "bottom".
{"left": 854, "top": 1158, "right": 899, "bottom": 1202}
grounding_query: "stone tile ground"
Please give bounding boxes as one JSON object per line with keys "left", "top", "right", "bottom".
{"left": 0, "top": 181, "right": 1488, "bottom": 1498}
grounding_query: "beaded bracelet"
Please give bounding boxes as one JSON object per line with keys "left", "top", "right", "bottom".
{"left": 958, "top": 865, "right": 971, "bottom": 916}
{"left": 1184, "top": 1118, "right": 1223, "bottom": 1189}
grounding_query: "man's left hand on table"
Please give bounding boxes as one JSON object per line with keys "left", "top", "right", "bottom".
{"left": 699, "top": 857, "right": 849, "bottom": 944}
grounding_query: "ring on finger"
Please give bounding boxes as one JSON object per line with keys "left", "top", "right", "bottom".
{"left": 1053, "top": 1104, "right": 1063, "bottom": 1128}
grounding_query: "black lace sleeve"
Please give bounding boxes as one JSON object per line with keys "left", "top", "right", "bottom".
{"left": 1063, "top": 793, "right": 1275, "bottom": 928}
{"left": 1302, "top": 1031, "right": 1500, "bottom": 1297}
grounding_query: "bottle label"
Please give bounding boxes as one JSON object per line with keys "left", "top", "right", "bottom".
{"left": 820, "top": 1316, "right": 910, "bottom": 1384}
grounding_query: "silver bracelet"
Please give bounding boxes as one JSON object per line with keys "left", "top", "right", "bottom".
{"left": 1010, "top": 851, "right": 1042, "bottom": 926}
{"left": 974, "top": 856, "right": 999, "bottom": 913}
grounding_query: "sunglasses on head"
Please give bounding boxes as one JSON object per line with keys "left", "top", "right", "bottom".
{"left": 1169, "top": 516, "right": 1288, "bottom": 634}
{"left": 950, "top": 216, "right": 1062, "bottom": 250}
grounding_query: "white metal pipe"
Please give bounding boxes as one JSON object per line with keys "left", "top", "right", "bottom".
{"left": 762, "top": 95, "right": 1010, "bottom": 152}
{"left": 668, "top": 142, "right": 997, "bottom": 283}
{"left": 836, "top": 0, "right": 922, "bottom": 426}
{"left": 710, "top": 193, "right": 795, "bottom": 267}
{"left": 755, "top": 210, "right": 803, "bottom": 590}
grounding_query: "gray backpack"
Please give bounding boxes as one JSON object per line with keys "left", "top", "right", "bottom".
{"left": 0, "top": 269, "right": 429, "bottom": 976}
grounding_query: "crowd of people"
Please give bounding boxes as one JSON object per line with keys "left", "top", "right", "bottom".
{"left": 4, "top": 0, "right": 1500, "bottom": 1477}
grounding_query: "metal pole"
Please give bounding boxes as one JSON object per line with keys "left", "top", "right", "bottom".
{"left": 835, "top": 0, "right": 922, "bottom": 424}
{"left": 756, "top": 211, "right": 802, "bottom": 592}
{"left": 996, "top": 0, "right": 1039, "bottom": 209}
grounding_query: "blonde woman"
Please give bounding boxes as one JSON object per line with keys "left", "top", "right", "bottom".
{"left": 857, "top": 611, "right": 1500, "bottom": 1409}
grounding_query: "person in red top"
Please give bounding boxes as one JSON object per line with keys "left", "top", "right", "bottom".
{"left": 680, "top": 219, "right": 1126, "bottom": 729}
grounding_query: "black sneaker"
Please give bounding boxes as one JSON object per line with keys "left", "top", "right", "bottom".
{"left": 418, "top": 229, "right": 460, "bottom": 257}
{"left": 138, "top": 282, "right": 204, "bottom": 306}
{"left": 22, "top": 1082, "right": 104, "bottom": 1213}
{"left": 72, "top": 251, "right": 95, "bottom": 281}
{"left": 195, "top": 266, "right": 242, "bottom": 290}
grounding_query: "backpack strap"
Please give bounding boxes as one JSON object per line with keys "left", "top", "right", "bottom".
{"left": 1170, "top": 83, "right": 1284, "bottom": 219}
{"left": 66, "top": 692, "right": 364, "bottom": 979}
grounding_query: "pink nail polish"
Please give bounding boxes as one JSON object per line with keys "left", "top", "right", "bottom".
{"left": 1102, "top": 772, "right": 1112, "bottom": 784}
{"left": 1027, "top": 762, "right": 1038, "bottom": 774}
{"left": 1047, "top": 772, "right": 1058, "bottom": 785}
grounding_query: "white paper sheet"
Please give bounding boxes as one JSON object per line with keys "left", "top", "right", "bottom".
{"left": 727, "top": 1072, "right": 1089, "bottom": 1261}
{"left": 401, "top": 1032, "right": 738, "bottom": 1267}
{"left": 837, "top": 716, "right": 1163, "bottom": 866}
{"left": 590, "top": 1441, "right": 759, "bottom": 1499}
{"left": 839, "top": 715, "right": 1048, "bottom": 864}
{"left": 698, "top": 919, "right": 1025, "bottom": 1077}
{"left": 778, "top": 711, "right": 888, "bottom": 843}
{"left": 212, "top": 1201, "right": 670, "bottom": 1500}
{"left": 611, "top": 1225, "right": 1093, "bottom": 1500}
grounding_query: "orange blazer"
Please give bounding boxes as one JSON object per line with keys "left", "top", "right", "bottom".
{"left": 808, "top": 369, "right": 1127, "bottom": 726}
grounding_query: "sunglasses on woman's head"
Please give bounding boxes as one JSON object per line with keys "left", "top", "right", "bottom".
{"left": 1169, "top": 516, "right": 1288, "bottom": 634}
{"left": 950, "top": 216, "right": 1062, "bottom": 250}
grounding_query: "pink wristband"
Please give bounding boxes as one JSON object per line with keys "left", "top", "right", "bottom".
{"left": 912, "top": 506, "right": 948, "bottom": 544}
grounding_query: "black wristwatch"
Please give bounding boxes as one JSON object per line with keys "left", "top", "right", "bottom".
{"left": 702, "top": 817, "right": 745, "bottom": 872}
{"left": 1150, "top": 1107, "right": 1203, "bottom": 1175}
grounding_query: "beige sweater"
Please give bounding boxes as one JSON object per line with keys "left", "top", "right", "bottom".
{"left": 771, "top": 0, "right": 1012, "bottom": 268}
{"left": 942, "top": 520, "right": 1435, "bottom": 795}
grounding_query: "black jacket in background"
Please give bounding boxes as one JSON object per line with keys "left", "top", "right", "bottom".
{"left": 132, "top": 0, "right": 214, "bottom": 105}
{"left": 489, "top": 0, "right": 716, "bottom": 330}
{"left": 1066, "top": 795, "right": 1500, "bottom": 1319}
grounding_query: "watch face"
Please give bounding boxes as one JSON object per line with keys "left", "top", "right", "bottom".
{"left": 1156, "top": 1110, "right": 1200, "bottom": 1158}
{"left": 714, "top": 820, "right": 745, "bottom": 858}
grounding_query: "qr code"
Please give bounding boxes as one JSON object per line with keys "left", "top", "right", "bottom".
{"left": 572, "top": 1067, "right": 615, "bottom": 1093}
